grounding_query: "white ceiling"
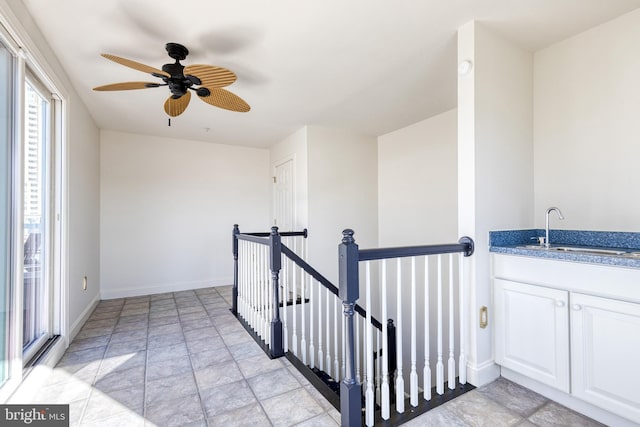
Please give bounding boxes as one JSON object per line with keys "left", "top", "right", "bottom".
{"left": 21, "top": 0, "right": 640, "bottom": 148}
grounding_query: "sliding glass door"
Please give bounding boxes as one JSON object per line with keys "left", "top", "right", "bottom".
{"left": 0, "top": 40, "right": 13, "bottom": 388}
{"left": 22, "top": 76, "right": 52, "bottom": 361}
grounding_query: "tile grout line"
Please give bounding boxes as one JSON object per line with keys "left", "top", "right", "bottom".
{"left": 209, "top": 286, "right": 277, "bottom": 427}
{"left": 175, "top": 290, "right": 209, "bottom": 427}
{"left": 142, "top": 295, "right": 153, "bottom": 425}
{"left": 193, "top": 287, "right": 272, "bottom": 426}
{"left": 212, "top": 285, "right": 329, "bottom": 427}
{"left": 76, "top": 300, "right": 123, "bottom": 427}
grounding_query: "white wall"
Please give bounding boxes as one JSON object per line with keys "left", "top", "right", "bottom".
{"left": 534, "top": 8, "right": 640, "bottom": 231}
{"left": 100, "top": 130, "right": 271, "bottom": 298}
{"left": 377, "top": 109, "right": 459, "bottom": 388}
{"left": 458, "top": 21, "right": 534, "bottom": 385}
{"left": 307, "top": 126, "right": 378, "bottom": 283}
{"left": 378, "top": 109, "right": 458, "bottom": 246}
{"left": 67, "top": 99, "right": 101, "bottom": 334}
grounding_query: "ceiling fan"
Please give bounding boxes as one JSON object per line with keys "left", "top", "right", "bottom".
{"left": 93, "top": 43, "right": 250, "bottom": 117}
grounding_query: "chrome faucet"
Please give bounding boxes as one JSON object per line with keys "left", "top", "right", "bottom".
{"left": 545, "top": 207, "right": 564, "bottom": 248}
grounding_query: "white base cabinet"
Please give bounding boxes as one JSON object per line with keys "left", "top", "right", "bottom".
{"left": 494, "top": 279, "right": 570, "bottom": 392}
{"left": 492, "top": 254, "right": 640, "bottom": 425}
{"left": 570, "top": 293, "right": 640, "bottom": 423}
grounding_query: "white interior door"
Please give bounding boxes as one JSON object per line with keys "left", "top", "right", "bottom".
{"left": 273, "top": 158, "right": 295, "bottom": 231}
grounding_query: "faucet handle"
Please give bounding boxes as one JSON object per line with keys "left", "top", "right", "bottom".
{"left": 530, "top": 236, "right": 546, "bottom": 245}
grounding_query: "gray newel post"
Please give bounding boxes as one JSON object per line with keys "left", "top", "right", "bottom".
{"left": 232, "top": 224, "right": 240, "bottom": 316}
{"left": 269, "top": 226, "right": 284, "bottom": 358}
{"left": 339, "top": 229, "right": 362, "bottom": 427}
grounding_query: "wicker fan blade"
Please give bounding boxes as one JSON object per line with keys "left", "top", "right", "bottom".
{"left": 93, "top": 82, "right": 159, "bottom": 91}
{"left": 198, "top": 87, "right": 250, "bottom": 112}
{"left": 164, "top": 91, "right": 191, "bottom": 117}
{"left": 101, "top": 54, "right": 170, "bottom": 77}
{"left": 184, "top": 64, "right": 236, "bottom": 88}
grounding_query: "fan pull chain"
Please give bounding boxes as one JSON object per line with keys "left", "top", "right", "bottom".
{"left": 168, "top": 118, "right": 171, "bottom": 127}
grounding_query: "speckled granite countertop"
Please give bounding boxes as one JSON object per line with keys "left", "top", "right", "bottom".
{"left": 489, "top": 229, "right": 640, "bottom": 269}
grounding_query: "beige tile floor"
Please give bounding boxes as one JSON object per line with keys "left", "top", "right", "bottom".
{"left": 21, "top": 285, "right": 604, "bottom": 426}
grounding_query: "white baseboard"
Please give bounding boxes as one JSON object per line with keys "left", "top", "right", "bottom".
{"left": 100, "top": 278, "right": 233, "bottom": 300}
{"left": 466, "top": 359, "right": 501, "bottom": 387}
{"left": 502, "top": 367, "right": 638, "bottom": 427}
{"left": 69, "top": 293, "right": 101, "bottom": 342}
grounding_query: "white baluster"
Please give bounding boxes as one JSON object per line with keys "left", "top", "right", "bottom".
{"left": 238, "top": 240, "right": 247, "bottom": 318}
{"left": 252, "top": 242, "right": 257, "bottom": 324}
{"left": 458, "top": 253, "right": 467, "bottom": 385}
{"left": 263, "top": 245, "right": 268, "bottom": 342}
{"left": 262, "top": 245, "right": 267, "bottom": 342}
{"left": 260, "top": 246, "right": 269, "bottom": 345}
{"left": 253, "top": 244, "right": 259, "bottom": 334}
{"left": 448, "top": 253, "right": 456, "bottom": 389}
{"left": 365, "top": 261, "right": 374, "bottom": 427}
{"left": 250, "top": 243, "right": 255, "bottom": 328}
{"left": 282, "top": 256, "right": 288, "bottom": 352}
{"left": 242, "top": 241, "right": 247, "bottom": 315}
{"left": 410, "top": 257, "right": 418, "bottom": 407}
{"left": 356, "top": 308, "right": 361, "bottom": 384}
{"left": 424, "top": 256, "right": 431, "bottom": 401}
{"left": 256, "top": 244, "right": 261, "bottom": 332}
{"left": 302, "top": 268, "right": 307, "bottom": 364}
{"left": 318, "top": 279, "right": 324, "bottom": 371}
{"left": 326, "top": 287, "right": 331, "bottom": 376}
{"left": 292, "top": 243, "right": 298, "bottom": 356}
{"left": 238, "top": 242, "right": 243, "bottom": 318}
{"left": 436, "top": 255, "right": 444, "bottom": 395}
{"left": 334, "top": 297, "right": 339, "bottom": 381}
{"left": 257, "top": 244, "right": 262, "bottom": 332}
{"left": 254, "top": 244, "right": 259, "bottom": 333}
{"left": 381, "top": 259, "right": 390, "bottom": 420}
{"left": 342, "top": 300, "right": 346, "bottom": 380}
{"left": 262, "top": 245, "right": 267, "bottom": 341}
{"left": 309, "top": 278, "right": 315, "bottom": 369}
{"left": 268, "top": 248, "right": 273, "bottom": 345}
{"left": 252, "top": 243, "right": 257, "bottom": 330}
{"left": 376, "top": 329, "right": 381, "bottom": 405}
{"left": 396, "top": 258, "right": 405, "bottom": 413}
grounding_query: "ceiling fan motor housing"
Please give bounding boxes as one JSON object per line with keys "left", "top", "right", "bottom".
{"left": 162, "top": 62, "right": 190, "bottom": 97}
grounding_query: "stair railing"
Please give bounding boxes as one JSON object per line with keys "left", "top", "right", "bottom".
{"left": 233, "top": 225, "right": 475, "bottom": 426}
{"left": 339, "top": 229, "right": 475, "bottom": 426}
{"left": 232, "top": 225, "right": 392, "bottom": 413}
{"left": 279, "top": 240, "right": 390, "bottom": 398}
{"left": 232, "top": 224, "right": 307, "bottom": 358}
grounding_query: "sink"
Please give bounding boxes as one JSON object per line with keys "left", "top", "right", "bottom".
{"left": 552, "top": 246, "right": 626, "bottom": 256}
{"left": 516, "top": 245, "right": 640, "bottom": 258}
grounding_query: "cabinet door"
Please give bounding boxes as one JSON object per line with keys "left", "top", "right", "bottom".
{"left": 494, "top": 279, "right": 570, "bottom": 392}
{"left": 571, "top": 293, "right": 640, "bottom": 423}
